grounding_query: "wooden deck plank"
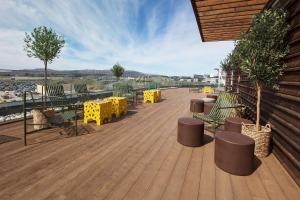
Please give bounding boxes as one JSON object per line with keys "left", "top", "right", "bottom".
{"left": 7, "top": 93, "right": 180, "bottom": 200}
{"left": 256, "top": 155, "right": 288, "bottom": 200}
{"left": 179, "top": 147, "right": 204, "bottom": 200}
{"left": 198, "top": 139, "right": 216, "bottom": 200}
{"left": 215, "top": 164, "right": 234, "bottom": 200}
{"left": 230, "top": 175, "right": 252, "bottom": 200}
{"left": 0, "top": 88, "right": 298, "bottom": 200}
{"left": 144, "top": 143, "right": 183, "bottom": 200}
{"left": 161, "top": 147, "right": 193, "bottom": 200}
{"left": 264, "top": 155, "right": 300, "bottom": 200}
{"left": 106, "top": 95, "right": 189, "bottom": 200}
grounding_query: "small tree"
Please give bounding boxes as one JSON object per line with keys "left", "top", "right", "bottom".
{"left": 24, "top": 26, "right": 65, "bottom": 105}
{"left": 229, "top": 42, "right": 245, "bottom": 93}
{"left": 238, "top": 9, "right": 289, "bottom": 130}
{"left": 111, "top": 63, "right": 125, "bottom": 80}
{"left": 220, "top": 55, "right": 232, "bottom": 91}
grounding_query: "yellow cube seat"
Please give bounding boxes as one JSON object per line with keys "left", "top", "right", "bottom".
{"left": 84, "top": 100, "right": 112, "bottom": 126}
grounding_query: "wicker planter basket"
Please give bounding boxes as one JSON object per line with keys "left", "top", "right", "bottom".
{"left": 241, "top": 123, "right": 271, "bottom": 158}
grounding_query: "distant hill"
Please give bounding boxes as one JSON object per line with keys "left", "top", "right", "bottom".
{"left": 0, "top": 68, "right": 146, "bottom": 78}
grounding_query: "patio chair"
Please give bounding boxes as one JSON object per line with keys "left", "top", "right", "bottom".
{"left": 23, "top": 85, "right": 80, "bottom": 145}
{"left": 193, "top": 92, "right": 241, "bottom": 130}
{"left": 74, "top": 83, "right": 90, "bottom": 103}
{"left": 148, "top": 82, "right": 158, "bottom": 89}
{"left": 113, "top": 83, "right": 136, "bottom": 104}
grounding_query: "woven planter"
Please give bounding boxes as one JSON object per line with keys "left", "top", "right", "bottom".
{"left": 32, "top": 109, "right": 55, "bottom": 130}
{"left": 241, "top": 123, "right": 271, "bottom": 158}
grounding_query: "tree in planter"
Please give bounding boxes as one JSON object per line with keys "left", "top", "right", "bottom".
{"left": 229, "top": 42, "right": 244, "bottom": 94}
{"left": 24, "top": 26, "right": 65, "bottom": 105}
{"left": 111, "top": 63, "right": 125, "bottom": 81}
{"left": 220, "top": 55, "right": 232, "bottom": 91}
{"left": 238, "top": 9, "right": 289, "bottom": 131}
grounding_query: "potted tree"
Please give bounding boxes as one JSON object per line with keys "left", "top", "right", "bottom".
{"left": 238, "top": 9, "right": 289, "bottom": 157}
{"left": 220, "top": 55, "right": 232, "bottom": 92}
{"left": 229, "top": 43, "right": 244, "bottom": 94}
{"left": 24, "top": 26, "right": 65, "bottom": 130}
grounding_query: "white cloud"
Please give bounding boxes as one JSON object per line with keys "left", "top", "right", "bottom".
{"left": 0, "top": 0, "right": 234, "bottom": 75}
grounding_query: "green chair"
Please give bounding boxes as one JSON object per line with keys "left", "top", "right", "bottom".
{"left": 148, "top": 82, "right": 158, "bottom": 89}
{"left": 193, "top": 92, "right": 240, "bottom": 130}
{"left": 113, "top": 83, "right": 136, "bottom": 104}
{"left": 23, "top": 84, "right": 80, "bottom": 145}
{"left": 74, "top": 84, "right": 90, "bottom": 103}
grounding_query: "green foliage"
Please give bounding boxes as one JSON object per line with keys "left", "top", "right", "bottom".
{"left": 24, "top": 26, "right": 65, "bottom": 64}
{"left": 220, "top": 54, "right": 231, "bottom": 72}
{"left": 221, "top": 42, "right": 244, "bottom": 73}
{"left": 238, "top": 9, "right": 289, "bottom": 89}
{"left": 111, "top": 63, "right": 125, "bottom": 79}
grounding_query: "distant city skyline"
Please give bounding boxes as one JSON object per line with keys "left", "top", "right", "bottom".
{"left": 0, "top": 0, "right": 234, "bottom": 76}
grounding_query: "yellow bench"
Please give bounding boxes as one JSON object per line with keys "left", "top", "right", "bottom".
{"left": 203, "top": 86, "right": 214, "bottom": 94}
{"left": 84, "top": 99, "right": 112, "bottom": 126}
{"left": 104, "top": 97, "right": 128, "bottom": 118}
{"left": 144, "top": 89, "right": 161, "bottom": 103}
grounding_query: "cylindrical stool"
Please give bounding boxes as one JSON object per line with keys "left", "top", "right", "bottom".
{"left": 202, "top": 97, "right": 216, "bottom": 103}
{"left": 215, "top": 131, "right": 255, "bottom": 176}
{"left": 177, "top": 117, "right": 204, "bottom": 147}
{"left": 190, "top": 99, "right": 204, "bottom": 113}
{"left": 204, "top": 102, "right": 214, "bottom": 114}
{"left": 202, "top": 97, "right": 215, "bottom": 114}
{"left": 207, "top": 94, "right": 218, "bottom": 100}
{"left": 225, "top": 117, "right": 253, "bottom": 133}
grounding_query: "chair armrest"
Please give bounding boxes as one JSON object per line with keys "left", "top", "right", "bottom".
{"left": 219, "top": 104, "right": 245, "bottom": 109}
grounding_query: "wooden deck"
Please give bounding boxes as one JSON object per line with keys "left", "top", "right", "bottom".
{"left": 0, "top": 88, "right": 299, "bottom": 200}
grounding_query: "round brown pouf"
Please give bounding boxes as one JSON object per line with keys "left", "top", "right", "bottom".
{"left": 207, "top": 94, "right": 218, "bottom": 100}
{"left": 202, "top": 97, "right": 215, "bottom": 103}
{"left": 190, "top": 99, "right": 204, "bottom": 113}
{"left": 177, "top": 117, "right": 204, "bottom": 147}
{"left": 215, "top": 131, "right": 255, "bottom": 176}
{"left": 225, "top": 117, "right": 253, "bottom": 133}
{"left": 204, "top": 102, "right": 214, "bottom": 114}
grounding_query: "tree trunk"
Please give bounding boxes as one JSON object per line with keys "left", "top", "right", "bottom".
{"left": 44, "top": 61, "right": 48, "bottom": 107}
{"left": 226, "top": 70, "right": 231, "bottom": 91}
{"left": 237, "top": 70, "right": 241, "bottom": 94}
{"left": 256, "top": 82, "right": 261, "bottom": 131}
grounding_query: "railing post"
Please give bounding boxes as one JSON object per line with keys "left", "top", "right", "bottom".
{"left": 23, "top": 92, "right": 27, "bottom": 146}
{"left": 75, "top": 105, "right": 78, "bottom": 136}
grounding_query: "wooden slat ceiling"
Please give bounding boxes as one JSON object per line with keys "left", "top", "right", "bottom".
{"left": 191, "top": 0, "right": 269, "bottom": 42}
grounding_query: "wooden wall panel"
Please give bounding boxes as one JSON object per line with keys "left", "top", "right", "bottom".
{"left": 230, "top": 0, "right": 300, "bottom": 185}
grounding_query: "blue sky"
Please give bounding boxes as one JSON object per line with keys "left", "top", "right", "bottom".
{"left": 0, "top": 0, "right": 234, "bottom": 76}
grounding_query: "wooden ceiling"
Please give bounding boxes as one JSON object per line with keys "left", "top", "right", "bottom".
{"left": 191, "top": 0, "right": 269, "bottom": 42}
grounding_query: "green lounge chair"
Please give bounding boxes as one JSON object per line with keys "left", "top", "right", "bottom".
{"left": 193, "top": 92, "right": 240, "bottom": 130}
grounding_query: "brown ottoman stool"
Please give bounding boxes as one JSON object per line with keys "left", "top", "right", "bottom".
{"left": 202, "top": 98, "right": 215, "bottom": 114}
{"left": 215, "top": 131, "right": 255, "bottom": 176}
{"left": 177, "top": 117, "right": 204, "bottom": 147}
{"left": 207, "top": 94, "right": 218, "bottom": 100}
{"left": 190, "top": 99, "right": 204, "bottom": 113}
{"left": 204, "top": 102, "right": 214, "bottom": 114}
{"left": 225, "top": 117, "right": 253, "bottom": 133}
